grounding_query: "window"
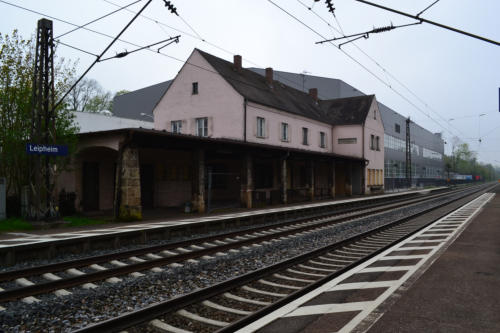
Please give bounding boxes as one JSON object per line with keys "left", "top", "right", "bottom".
{"left": 370, "top": 134, "right": 375, "bottom": 150}
{"left": 192, "top": 82, "right": 198, "bottom": 95}
{"left": 374, "top": 109, "right": 377, "bottom": 119}
{"left": 196, "top": 117, "right": 208, "bottom": 137}
{"left": 320, "top": 131, "right": 326, "bottom": 148}
{"left": 302, "top": 127, "right": 308, "bottom": 145}
{"left": 395, "top": 123, "right": 401, "bottom": 133}
{"left": 171, "top": 120, "right": 182, "bottom": 134}
{"left": 281, "top": 122, "right": 289, "bottom": 142}
{"left": 256, "top": 117, "right": 265, "bottom": 138}
{"left": 338, "top": 138, "right": 357, "bottom": 144}
{"left": 376, "top": 136, "right": 380, "bottom": 151}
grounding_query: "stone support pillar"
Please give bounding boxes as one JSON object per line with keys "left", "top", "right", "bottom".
{"left": 245, "top": 153, "right": 253, "bottom": 209}
{"left": 197, "top": 149, "right": 206, "bottom": 213}
{"left": 346, "top": 161, "right": 353, "bottom": 196}
{"left": 118, "top": 147, "right": 142, "bottom": 220}
{"left": 281, "top": 158, "right": 288, "bottom": 204}
{"left": 309, "top": 160, "right": 315, "bottom": 201}
{"left": 331, "top": 160, "right": 336, "bottom": 199}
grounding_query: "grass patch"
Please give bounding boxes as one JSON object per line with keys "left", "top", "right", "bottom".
{"left": 63, "top": 216, "right": 108, "bottom": 227}
{"left": 0, "top": 218, "right": 34, "bottom": 232}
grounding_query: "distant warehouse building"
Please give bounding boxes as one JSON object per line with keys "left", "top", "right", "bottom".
{"left": 249, "top": 69, "right": 445, "bottom": 190}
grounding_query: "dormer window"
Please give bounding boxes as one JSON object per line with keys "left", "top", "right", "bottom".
{"left": 192, "top": 82, "right": 198, "bottom": 95}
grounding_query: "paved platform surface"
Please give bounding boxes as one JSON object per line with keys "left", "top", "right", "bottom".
{"left": 362, "top": 187, "right": 500, "bottom": 333}
{"left": 238, "top": 186, "right": 498, "bottom": 333}
{"left": 0, "top": 188, "right": 438, "bottom": 249}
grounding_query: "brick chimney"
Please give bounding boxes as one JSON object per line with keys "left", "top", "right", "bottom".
{"left": 265, "top": 67, "right": 273, "bottom": 86}
{"left": 233, "top": 55, "right": 242, "bottom": 71}
{"left": 309, "top": 88, "right": 318, "bottom": 101}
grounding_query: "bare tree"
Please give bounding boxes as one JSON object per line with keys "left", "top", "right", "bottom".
{"left": 67, "top": 78, "right": 111, "bottom": 112}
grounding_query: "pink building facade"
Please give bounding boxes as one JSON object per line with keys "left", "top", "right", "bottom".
{"left": 60, "top": 49, "right": 384, "bottom": 219}
{"left": 153, "top": 49, "right": 384, "bottom": 194}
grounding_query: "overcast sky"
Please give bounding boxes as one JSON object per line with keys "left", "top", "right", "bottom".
{"left": 1, "top": 0, "right": 499, "bottom": 165}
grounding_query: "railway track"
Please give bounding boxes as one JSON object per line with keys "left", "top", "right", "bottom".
{"left": 70, "top": 183, "right": 495, "bottom": 333}
{"left": 0, "top": 185, "right": 483, "bottom": 308}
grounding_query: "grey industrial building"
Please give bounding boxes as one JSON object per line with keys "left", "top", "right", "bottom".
{"left": 113, "top": 68, "right": 445, "bottom": 191}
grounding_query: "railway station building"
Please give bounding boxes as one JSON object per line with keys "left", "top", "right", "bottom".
{"left": 249, "top": 69, "right": 446, "bottom": 190}
{"left": 61, "top": 49, "right": 386, "bottom": 219}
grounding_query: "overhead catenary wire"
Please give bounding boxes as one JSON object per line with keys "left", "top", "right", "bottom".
{"left": 316, "top": 21, "right": 423, "bottom": 45}
{"left": 0, "top": 0, "right": 484, "bottom": 145}
{"left": 416, "top": 0, "right": 441, "bottom": 17}
{"left": 98, "top": 35, "right": 180, "bottom": 61}
{"left": 354, "top": 0, "right": 499, "bottom": 46}
{"left": 101, "top": 0, "right": 330, "bottom": 98}
{"left": 267, "top": 0, "right": 470, "bottom": 141}
{"left": 55, "top": 0, "right": 143, "bottom": 39}
{"left": 0, "top": 0, "right": 326, "bottom": 109}
{"left": 296, "top": 0, "right": 469, "bottom": 140}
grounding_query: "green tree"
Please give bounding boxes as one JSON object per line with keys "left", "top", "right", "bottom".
{"left": 0, "top": 30, "right": 78, "bottom": 199}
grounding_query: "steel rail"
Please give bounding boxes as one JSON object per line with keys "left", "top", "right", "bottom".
{"left": 0, "top": 186, "right": 476, "bottom": 302}
{"left": 73, "top": 184, "right": 494, "bottom": 333}
{"left": 0, "top": 190, "right": 431, "bottom": 282}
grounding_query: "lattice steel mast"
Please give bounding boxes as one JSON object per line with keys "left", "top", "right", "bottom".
{"left": 405, "top": 117, "right": 412, "bottom": 188}
{"left": 29, "top": 18, "right": 56, "bottom": 220}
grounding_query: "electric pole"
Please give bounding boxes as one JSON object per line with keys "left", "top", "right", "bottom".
{"left": 28, "top": 18, "right": 56, "bottom": 221}
{"left": 405, "top": 117, "right": 412, "bottom": 188}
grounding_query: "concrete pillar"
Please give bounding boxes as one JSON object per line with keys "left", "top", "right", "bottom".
{"left": 331, "top": 160, "right": 336, "bottom": 199}
{"left": 281, "top": 158, "right": 288, "bottom": 204}
{"left": 309, "top": 160, "right": 315, "bottom": 201}
{"left": 346, "top": 161, "right": 353, "bottom": 196}
{"left": 118, "top": 147, "right": 142, "bottom": 220}
{"left": 197, "top": 149, "right": 206, "bottom": 213}
{"left": 245, "top": 153, "right": 253, "bottom": 209}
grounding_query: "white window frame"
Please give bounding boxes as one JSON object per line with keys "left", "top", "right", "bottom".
{"left": 281, "top": 122, "right": 289, "bottom": 142}
{"left": 256, "top": 117, "right": 266, "bottom": 138}
{"left": 302, "top": 127, "right": 309, "bottom": 145}
{"left": 196, "top": 117, "right": 208, "bottom": 137}
{"left": 171, "top": 120, "right": 182, "bottom": 134}
{"left": 320, "top": 131, "right": 326, "bottom": 148}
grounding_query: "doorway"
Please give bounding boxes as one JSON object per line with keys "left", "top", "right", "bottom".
{"left": 82, "top": 162, "right": 99, "bottom": 211}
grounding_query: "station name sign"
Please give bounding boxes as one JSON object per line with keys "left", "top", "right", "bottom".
{"left": 26, "top": 143, "right": 68, "bottom": 156}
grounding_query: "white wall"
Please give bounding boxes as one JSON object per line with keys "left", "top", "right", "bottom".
{"left": 74, "top": 111, "right": 153, "bottom": 133}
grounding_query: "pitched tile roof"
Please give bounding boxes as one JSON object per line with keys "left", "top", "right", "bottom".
{"left": 113, "top": 80, "right": 171, "bottom": 121}
{"left": 320, "top": 95, "right": 375, "bottom": 125}
{"left": 197, "top": 49, "right": 373, "bottom": 126}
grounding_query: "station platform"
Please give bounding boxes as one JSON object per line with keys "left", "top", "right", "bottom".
{"left": 239, "top": 186, "right": 499, "bottom": 333}
{"left": 0, "top": 187, "right": 443, "bottom": 250}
